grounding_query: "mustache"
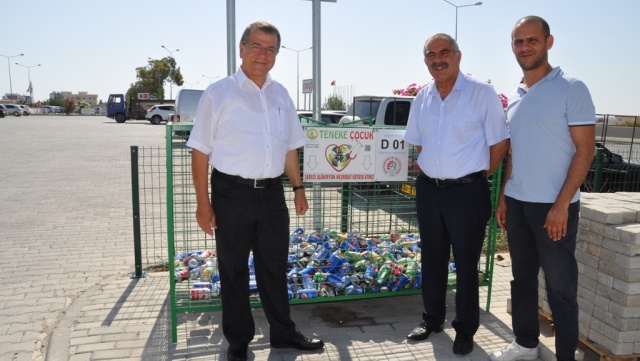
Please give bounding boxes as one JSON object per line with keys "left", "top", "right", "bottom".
{"left": 430, "top": 62, "right": 449, "bottom": 70}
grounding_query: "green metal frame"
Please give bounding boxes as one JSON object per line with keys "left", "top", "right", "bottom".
{"left": 165, "top": 122, "right": 500, "bottom": 343}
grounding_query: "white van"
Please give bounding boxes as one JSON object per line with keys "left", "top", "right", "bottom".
{"left": 172, "top": 89, "right": 204, "bottom": 123}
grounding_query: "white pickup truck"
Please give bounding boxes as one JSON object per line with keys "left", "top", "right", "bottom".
{"left": 339, "top": 95, "right": 414, "bottom": 127}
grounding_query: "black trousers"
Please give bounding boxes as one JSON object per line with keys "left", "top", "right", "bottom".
{"left": 415, "top": 175, "right": 490, "bottom": 336}
{"left": 211, "top": 172, "right": 297, "bottom": 345}
{"left": 506, "top": 196, "right": 579, "bottom": 361}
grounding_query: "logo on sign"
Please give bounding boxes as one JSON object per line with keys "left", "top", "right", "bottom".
{"left": 382, "top": 156, "right": 402, "bottom": 177}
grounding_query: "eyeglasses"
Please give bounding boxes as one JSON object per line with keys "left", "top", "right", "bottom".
{"left": 243, "top": 43, "right": 278, "bottom": 56}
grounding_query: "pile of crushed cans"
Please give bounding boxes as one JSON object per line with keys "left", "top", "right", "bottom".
{"left": 174, "top": 228, "right": 462, "bottom": 301}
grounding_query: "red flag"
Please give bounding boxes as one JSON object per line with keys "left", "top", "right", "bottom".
{"left": 330, "top": 80, "right": 335, "bottom": 86}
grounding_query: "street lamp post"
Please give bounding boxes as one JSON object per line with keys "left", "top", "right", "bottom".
{"left": 202, "top": 74, "right": 220, "bottom": 84}
{"left": 15, "top": 62, "right": 41, "bottom": 102}
{"left": 161, "top": 45, "right": 179, "bottom": 99}
{"left": 442, "top": 1, "right": 482, "bottom": 40}
{"left": 0, "top": 53, "right": 24, "bottom": 99}
{"left": 281, "top": 45, "right": 312, "bottom": 110}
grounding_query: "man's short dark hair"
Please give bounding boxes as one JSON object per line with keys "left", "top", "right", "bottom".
{"left": 240, "top": 21, "right": 281, "bottom": 50}
{"left": 514, "top": 16, "right": 550, "bottom": 39}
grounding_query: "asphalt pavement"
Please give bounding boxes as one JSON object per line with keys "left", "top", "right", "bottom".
{"left": 0, "top": 115, "right": 569, "bottom": 361}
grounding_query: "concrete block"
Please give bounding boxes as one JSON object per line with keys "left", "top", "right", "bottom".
{"left": 615, "top": 252, "right": 640, "bottom": 270}
{"left": 575, "top": 249, "right": 600, "bottom": 269}
{"left": 599, "top": 248, "right": 617, "bottom": 264}
{"left": 588, "top": 327, "right": 636, "bottom": 355}
{"left": 596, "top": 272, "right": 614, "bottom": 289}
{"left": 581, "top": 228, "right": 604, "bottom": 246}
{"left": 619, "top": 225, "right": 640, "bottom": 245}
{"left": 604, "top": 225, "right": 621, "bottom": 241}
{"left": 605, "top": 263, "right": 640, "bottom": 283}
{"left": 578, "top": 263, "right": 599, "bottom": 281}
{"left": 602, "top": 237, "right": 640, "bottom": 257}
{"left": 608, "top": 302, "right": 640, "bottom": 318}
{"left": 585, "top": 206, "right": 624, "bottom": 225}
{"left": 608, "top": 287, "right": 640, "bottom": 308}
{"left": 578, "top": 217, "right": 590, "bottom": 230}
{"left": 592, "top": 306, "right": 640, "bottom": 333}
{"left": 588, "top": 220, "right": 605, "bottom": 236}
{"left": 579, "top": 274, "right": 599, "bottom": 290}
{"left": 613, "top": 278, "right": 640, "bottom": 295}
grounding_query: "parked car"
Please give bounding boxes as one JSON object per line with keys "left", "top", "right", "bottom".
{"left": 583, "top": 143, "right": 640, "bottom": 192}
{"left": 40, "top": 105, "right": 55, "bottom": 113}
{"left": 297, "top": 110, "right": 347, "bottom": 125}
{"left": 145, "top": 104, "right": 175, "bottom": 125}
{"left": 4, "top": 104, "right": 22, "bottom": 116}
{"left": 18, "top": 105, "right": 31, "bottom": 116}
{"left": 0, "top": 104, "right": 7, "bottom": 118}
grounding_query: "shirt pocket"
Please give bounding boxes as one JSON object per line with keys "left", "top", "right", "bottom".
{"left": 270, "top": 102, "right": 291, "bottom": 142}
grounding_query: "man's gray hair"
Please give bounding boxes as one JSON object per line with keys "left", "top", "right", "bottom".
{"left": 423, "top": 33, "right": 459, "bottom": 58}
{"left": 240, "top": 21, "right": 281, "bottom": 50}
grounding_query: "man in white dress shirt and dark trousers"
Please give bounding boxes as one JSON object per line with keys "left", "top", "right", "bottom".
{"left": 404, "top": 33, "right": 510, "bottom": 355}
{"left": 187, "top": 21, "right": 324, "bottom": 361}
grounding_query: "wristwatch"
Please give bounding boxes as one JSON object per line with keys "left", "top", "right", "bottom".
{"left": 292, "top": 185, "right": 304, "bottom": 191}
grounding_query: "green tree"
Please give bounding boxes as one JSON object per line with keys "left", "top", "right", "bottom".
{"left": 126, "top": 57, "right": 184, "bottom": 100}
{"left": 60, "top": 97, "right": 76, "bottom": 115}
{"left": 322, "top": 94, "right": 346, "bottom": 110}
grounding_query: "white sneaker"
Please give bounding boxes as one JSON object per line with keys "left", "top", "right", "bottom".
{"left": 490, "top": 341, "right": 538, "bottom": 361}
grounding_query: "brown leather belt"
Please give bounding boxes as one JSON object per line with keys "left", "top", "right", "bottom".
{"left": 213, "top": 169, "right": 281, "bottom": 188}
{"left": 419, "top": 170, "right": 485, "bottom": 187}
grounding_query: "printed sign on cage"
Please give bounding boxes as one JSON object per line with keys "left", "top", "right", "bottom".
{"left": 302, "top": 127, "right": 408, "bottom": 182}
{"left": 303, "top": 127, "right": 376, "bottom": 182}
{"left": 374, "top": 129, "right": 409, "bottom": 182}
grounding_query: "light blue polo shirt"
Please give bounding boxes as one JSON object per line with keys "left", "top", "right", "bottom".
{"left": 504, "top": 67, "right": 595, "bottom": 203}
{"left": 404, "top": 71, "right": 510, "bottom": 179}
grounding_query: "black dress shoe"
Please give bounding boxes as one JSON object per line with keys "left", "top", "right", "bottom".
{"left": 271, "top": 333, "right": 325, "bottom": 351}
{"left": 406, "top": 321, "right": 444, "bottom": 341}
{"left": 227, "top": 343, "right": 248, "bottom": 361}
{"left": 452, "top": 333, "right": 473, "bottom": 355}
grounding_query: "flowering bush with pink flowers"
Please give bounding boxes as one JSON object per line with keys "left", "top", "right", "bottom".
{"left": 392, "top": 83, "right": 427, "bottom": 96}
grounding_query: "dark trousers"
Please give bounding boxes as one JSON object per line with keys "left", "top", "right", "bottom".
{"left": 416, "top": 175, "right": 490, "bottom": 336}
{"left": 505, "top": 196, "right": 579, "bottom": 361}
{"left": 211, "top": 172, "right": 297, "bottom": 345}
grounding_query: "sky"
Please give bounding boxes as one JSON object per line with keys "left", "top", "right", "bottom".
{"left": 2, "top": 0, "right": 639, "bottom": 116}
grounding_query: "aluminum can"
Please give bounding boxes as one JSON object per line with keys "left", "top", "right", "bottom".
{"left": 297, "top": 288, "right": 318, "bottom": 299}
{"left": 346, "top": 284, "right": 365, "bottom": 295}
{"left": 190, "top": 287, "right": 211, "bottom": 300}
{"left": 325, "top": 274, "right": 345, "bottom": 290}
{"left": 392, "top": 274, "right": 411, "bottom": 291}
{"left": 193, "top": 281, "right": 213, "bottom": 289}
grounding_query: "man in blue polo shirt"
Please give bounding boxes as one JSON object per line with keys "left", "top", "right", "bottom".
{"left": 492, "top": 16, "right": 595, "bottom": 361}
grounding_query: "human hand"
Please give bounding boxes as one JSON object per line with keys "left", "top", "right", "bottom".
{"left": 496, "top": 195, "right": 507, "bottom": 231}
{"left": 196, "top": 204, "right": 216, "bottom": 236}
{"left": 294, "top": 191, "right": 308, "bottom": 216}
{"left": 543, "top": 203, "right": 568, "bottom": 241}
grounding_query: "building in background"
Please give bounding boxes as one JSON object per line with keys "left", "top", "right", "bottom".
{"left": 49, "top": 91, "right": 98, "bottom": 106}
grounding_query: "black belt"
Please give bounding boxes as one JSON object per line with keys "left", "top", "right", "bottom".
{"left": 213, "top": 169, "right": 282, "bottom": 188}
{"left": 419, "top": 170, "right": 485, "bottom": 187}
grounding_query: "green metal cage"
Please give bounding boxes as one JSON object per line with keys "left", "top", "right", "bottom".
{"left": 165, "top": 122, "right": 500, "bottom": 343}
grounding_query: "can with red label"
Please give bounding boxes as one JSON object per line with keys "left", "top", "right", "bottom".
{"left": 191, "top": 287, "right": 211, "bottom": 300}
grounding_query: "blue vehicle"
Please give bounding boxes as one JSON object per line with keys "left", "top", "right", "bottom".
{"left": 106, "top": 93, "right": 174, "bottom": 123}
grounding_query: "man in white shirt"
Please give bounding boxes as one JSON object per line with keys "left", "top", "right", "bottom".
{"left": 187, "top": 21, "right": 324, "bottom": 361}
{"left": 404, "top": 33, "right": 510, "bottom": 355}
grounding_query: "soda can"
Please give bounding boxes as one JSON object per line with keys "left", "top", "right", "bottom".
{"left": 325, "top": 274, "right": 345, "bottom": 290}
{"left": 189, "top": 266, "right": 201, "bottom": 280}
{"left": 249, "top": 279, "right": 258, "bottom": 294}
{"left": 325, "top": 254, "right": 344, "bottom": 273}
{"left": 299, "top": 266, "right": 315, "bottom": 276}
{"left": 364, "top": 264, "right": 378, "bottom": 283}
{"left": 346, "top": 284, "right": 365, "bottom": 295}
{"left": 211, "top": 282, "right": 221, "bottom": 298}
{"left": 174, "top": 268, "right": 189, "bottom": 283}
{"left": 188, "top": 258, "right": 200, "bottom": 269}
{"left": 174, "top": 252, "right": 185, "bottom": 260}
{"left": 375, "top": 265, "right": 391, "bottom": 284}
{"left": 392, "top": 274, "right": 411, "bottom": 292}
{"left": 191, "top": 287, "right": 211, "bottom": 300}
{"left": 297, "top": 288, "right": 318, "bottom": 299}
{"left": 301, "top": 275, "right": 315, "bottom": 289}
{"left": 193, "top": 281, "right": 213, "bottom": 289}
{"left": 334, "top": 262, "right": 351, "bottom": 277}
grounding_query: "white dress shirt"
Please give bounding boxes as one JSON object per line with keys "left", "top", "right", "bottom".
{"left": 404, "top": 71, "right": 510, "bottom": 179}
{"left": 186, "top": 68, "right": 307, "bottom": 179}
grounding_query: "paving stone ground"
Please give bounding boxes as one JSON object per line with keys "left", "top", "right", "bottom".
{"left": 0, "top": 115, "right": 599, "bottom": 360}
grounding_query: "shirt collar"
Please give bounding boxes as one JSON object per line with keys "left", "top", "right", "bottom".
{"left": 517, "top": 66, "right": 562, "bottom": 95}
{"left": 426, "top": 71, "right": 468, "bottom": 98}
{"left": 235, "top": 67, "right": 273, "bottom": 89}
